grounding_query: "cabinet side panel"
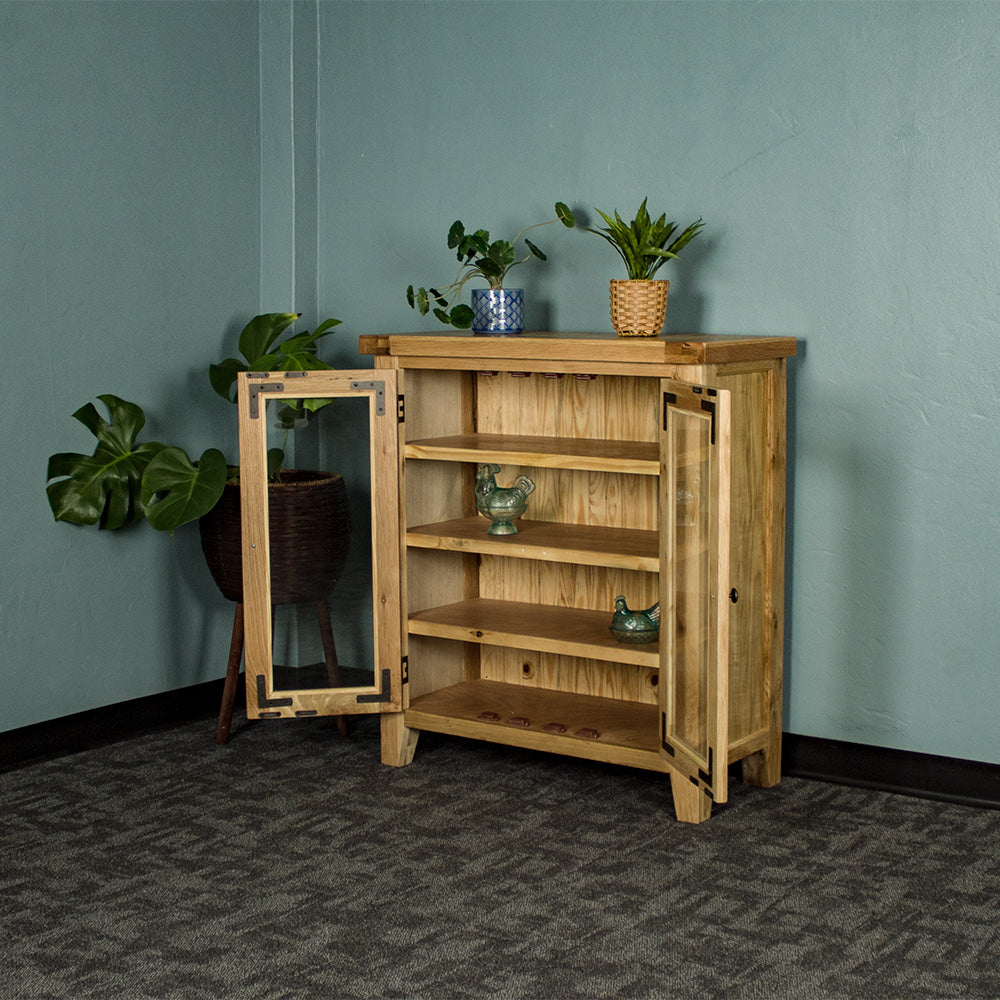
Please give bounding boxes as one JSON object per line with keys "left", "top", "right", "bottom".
{"left": 406, "top": 368, "right": 475, "bottom": 438}
{"left": 406, "top": 460, "right": 469, "bottom": 525}
{"left": 407, "top": 634, "right": 480, "bottom": 697}
{"left": 404, "top": 368, "right": 479, "bottom": 697}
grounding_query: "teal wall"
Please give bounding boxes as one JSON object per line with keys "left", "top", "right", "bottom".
{"left": 2, "top": 1, "right": 262, "bottom": 729}
{"left": 312, "top": 1, "right": 1000, "bottom": 764}
{"left": 4, "top": 1, "right": 998, "bottom": 768}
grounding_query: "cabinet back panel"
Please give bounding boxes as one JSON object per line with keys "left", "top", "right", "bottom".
{"left": 489, "top": 467, "right": 658, "bottom": 531}
{"left": 476, "top": 372, "right": 659, "bottom": 443}
{"left": 479, "top": 555, "right": 658, "bottom": 613}
{"left": 480, "top": 647, "right": 659, "bottom": 704}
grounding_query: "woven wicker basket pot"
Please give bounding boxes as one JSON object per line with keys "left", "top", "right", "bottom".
{"left": 198, "top": 470, "right": 351, "bottom": 606}
{"left": 609, "top": 279, "right": 669, "bottom": 337}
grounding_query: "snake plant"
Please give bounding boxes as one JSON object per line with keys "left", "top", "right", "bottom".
{"left": 584, "top": 197, "right": 704, "bottom": 280}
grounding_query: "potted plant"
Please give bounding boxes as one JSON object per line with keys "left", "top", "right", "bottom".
{"left": 406, "top": 202, "right": 575, "bottom": 334}
{"left": 46, "top": 312, "right": 343, "bottom": 534}
{"left": 578, "top": 197, "right": 704, "bottom": 337}
{"left": 45, "top": 312, "right": 351, "bottom": 742}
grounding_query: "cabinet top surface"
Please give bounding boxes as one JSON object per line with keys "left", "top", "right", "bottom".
{"left": 358, "top": 331, "right": 796, "bottom": 365}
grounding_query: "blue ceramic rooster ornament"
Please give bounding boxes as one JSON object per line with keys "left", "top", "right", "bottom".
{"left": 476, "top": 463, "right": 535, "bottom": 535}
{"left": 609, "top": 595, "right": 661, "bottom": 644}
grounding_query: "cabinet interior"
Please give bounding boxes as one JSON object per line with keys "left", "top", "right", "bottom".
{"left": 403, "top": 368, "right": 672, "bottom": 763}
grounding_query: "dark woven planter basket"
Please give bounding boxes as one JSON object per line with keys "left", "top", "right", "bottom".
{"left": 198, "top": 470, "right": 351, "bottom": 605}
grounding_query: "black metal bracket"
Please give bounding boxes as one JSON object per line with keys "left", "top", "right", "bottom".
{"left": 698, "top": 746, "right": 715, "bottom": 788}
{"left": 700, "top": 399, "right": 717, "bottom": 445}
{"left": 662, "top": 391, "right": 677, "bottom": 432}
{"left": 663, "top": 388, "right": 717, "bottom": 445}
{"left": 663, "top": 712, "right": 716, "bottom": 799}
{"left": 356, "top": 668, "right": 393, "bottom": 704}
{"left": 256, "top": 674, "right": 293, "bottom": 709}
{"left": 660, "top": 712, "right": 676, "bottom": 756}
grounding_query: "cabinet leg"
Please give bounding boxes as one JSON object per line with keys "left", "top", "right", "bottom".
{"left": 380, "top": 712, "right": 419, "bottom": 767}
{"left": 670, "top": 771, "right": 713, "bottom": 824}
{"left": 742, "top": 743, "right": 782, "bottom": 788}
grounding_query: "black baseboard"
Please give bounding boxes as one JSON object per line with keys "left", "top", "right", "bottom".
{"left": 2, "top": 688, "right": 998, "bottom": 810}
{"left": 782, "top": 733, "right": 1000, "bottom": 810}
{"left": 0, "top": 676, "right": 244, "bottom": 774}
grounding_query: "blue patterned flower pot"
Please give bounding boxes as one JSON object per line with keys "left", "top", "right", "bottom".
{"left": 471, "top": 288, "right": 524, "bottom": 335}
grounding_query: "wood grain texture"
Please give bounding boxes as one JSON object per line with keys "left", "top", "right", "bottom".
{"left": 405, "top": 433, "right": 658, "bottom": 474}
{"left": 367, "top": 332, "right": 793, "bottom": 823}
{"left": 407, "top": 517, "right": 659, "bottom": 571}
{"left": 408, "top": 598, "right": 659, "bottom": 668}
{"left": 359, "top": 331, "right": 796, "bottom": 365}
{"left": 237, "top": 370, "right": 403, "bottom": 718}
{"left": 405, "top": 679, "right": 671, "bottom": 772}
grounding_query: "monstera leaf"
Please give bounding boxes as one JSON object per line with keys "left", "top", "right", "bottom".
{"left": 208, "top": 312, "right": 341, "bottom": 406}
{"left": 140, "top": 446, "right": 229, "bottom": 535}
{"left": 46, "top": 395, "right": 166, "bottom": 530}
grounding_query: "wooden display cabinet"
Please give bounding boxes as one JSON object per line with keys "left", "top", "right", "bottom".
{"left": 237, "top": 332, "right": 795, "bottom": 824}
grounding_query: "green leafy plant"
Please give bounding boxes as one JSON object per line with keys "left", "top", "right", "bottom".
{"left": 45, "top": 312, "right": 340, "bottom": 534}
{"left": 581, "top": 197, "right": 704, "bottom": 280}
{"left": 208, "top": 312, "right": 341, "bottom": 416}
{"left": 406, "top": 202, "right": 575, "bottom": 328}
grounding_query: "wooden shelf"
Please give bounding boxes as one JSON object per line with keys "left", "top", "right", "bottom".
{"left": 406, "top": 518, "right": 660, "bottom": 572}
{"left": 404, "top": 433, "right": 659, "bottom": 474}
{"left": 408, "top": 598, "right": 660, "bottom": 667}
{"left": 405, "top": 680, "right": 666, "bottom": 771}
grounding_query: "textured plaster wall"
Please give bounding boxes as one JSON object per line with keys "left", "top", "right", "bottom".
{"left": 1, "top": 1, "right": 261, "bottom": 730}
{"left": 4, "top": 0, "right": 997, "bottom": 767}
{"left": 313, "top": 1, "right": 1000, "bottom": 763}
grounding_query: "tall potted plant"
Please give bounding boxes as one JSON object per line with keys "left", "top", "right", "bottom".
{"left": 406, "top": 202, "right": 575, "bottom": 334}
{"left": 45, "top": 313, "right": 351, "bottom": 742}
{"left": 578, "top": 197, "right": 703, "bottom": 337}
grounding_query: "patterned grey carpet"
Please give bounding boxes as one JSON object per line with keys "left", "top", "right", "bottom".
{"left": 1, "top": 712, "right": 997, "bottom": 1000}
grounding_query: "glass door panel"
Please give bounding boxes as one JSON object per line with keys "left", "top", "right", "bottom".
{"left": 660, "top": 380, "right": 731, "bottom": 803}
{"left": 237, "top": 370, "right": 401, "bottom": 720}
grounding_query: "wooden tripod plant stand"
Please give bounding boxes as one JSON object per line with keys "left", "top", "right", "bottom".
{"left": 198, "top": 471, "right": 354, "bottom": 744}
{"left": 215, "top": 600, "right": 348, "bottom": 744}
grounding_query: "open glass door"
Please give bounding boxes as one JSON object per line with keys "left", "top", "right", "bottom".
{"left": 659, "top": 379, "right": 731, "bottom": 804}
{"left": 237, "top": 369, "right": 401, "bottom": 721}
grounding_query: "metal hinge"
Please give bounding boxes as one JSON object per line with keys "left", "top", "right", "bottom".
{"left": 397, "top": 393, "right": 405, "bottom": 423}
